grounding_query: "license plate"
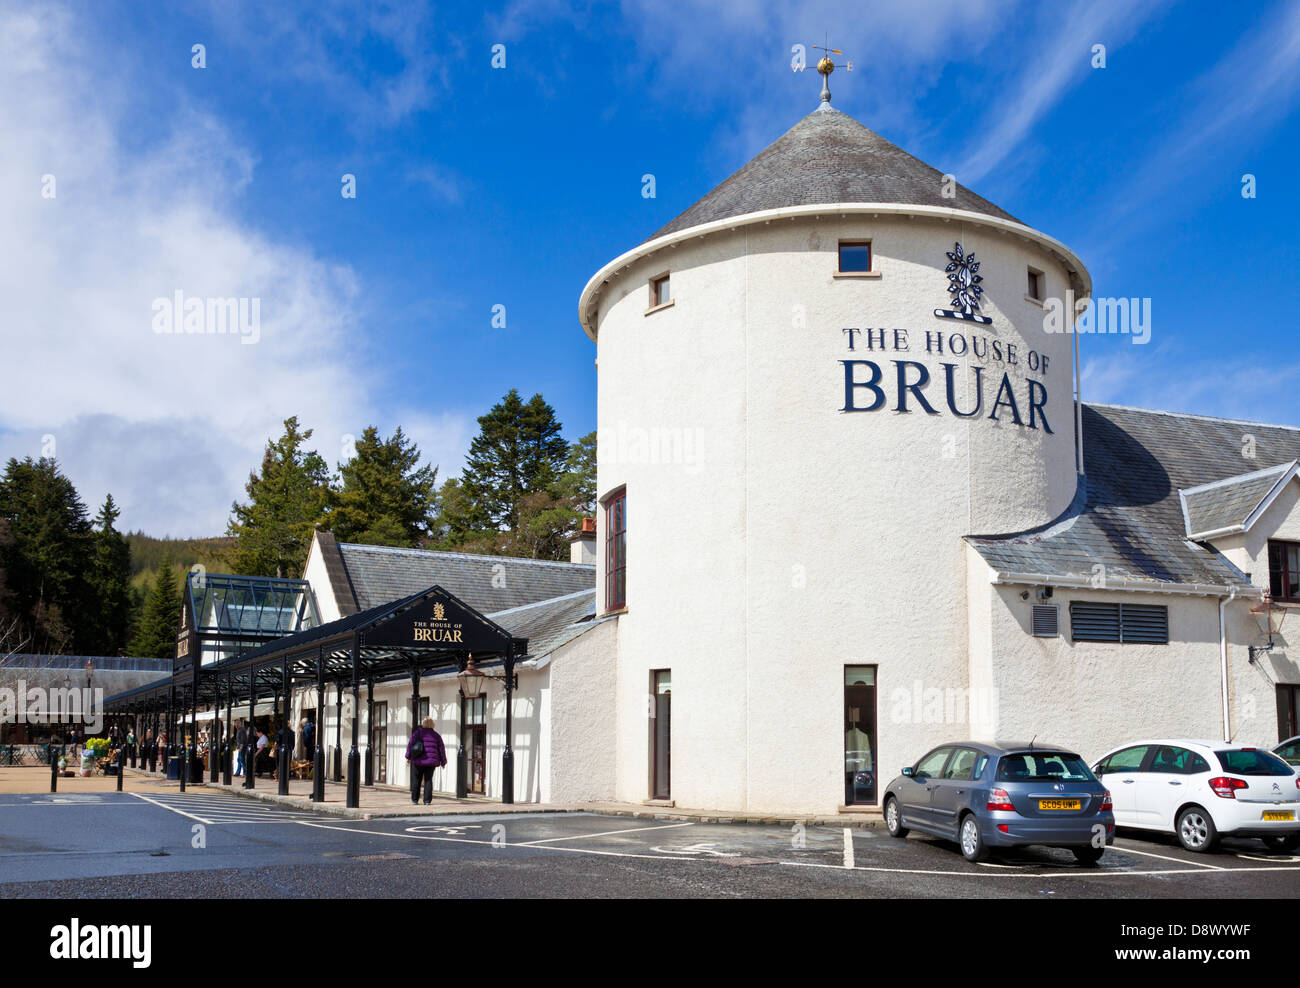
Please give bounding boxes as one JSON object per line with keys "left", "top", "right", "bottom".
{"left": 1261, "top": 810, "right": 1295, "bottom": 821}
{"left": 1038, "top": 799, "right": 1082, "bottom": 811}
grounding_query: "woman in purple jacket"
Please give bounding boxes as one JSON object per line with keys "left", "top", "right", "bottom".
{"left": 405, "top": 717, "right": 447, "bottom": 805}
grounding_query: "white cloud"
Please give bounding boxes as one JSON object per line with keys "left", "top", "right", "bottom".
{"left": 0, "top": 3, "right": 471, "bottom": 537}
{"left": 1082, "top": 343, "right": 1300, "bottom": 426}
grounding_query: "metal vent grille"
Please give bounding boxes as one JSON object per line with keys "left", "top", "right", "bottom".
{"left": 1031, "top": 604, "right": 1059, "bottom": 637}
{"left": 1069, "top": 601, "right": 1168, "bottom": 644}
{"left": 1120, "top": 603, "right": 1169, "bottom": 644}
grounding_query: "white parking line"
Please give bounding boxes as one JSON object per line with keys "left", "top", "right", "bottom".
{"left": 130, "top": 792, "right": 209, "bottom": 823}
{"left": 1110, "top": 842, "right": 1226, "bottom": 870}
{"left": 515, "top": 822, "right": 695, "bottom": 846}
{"left": 843, "top": 828, "right": 854, "bottom": 869}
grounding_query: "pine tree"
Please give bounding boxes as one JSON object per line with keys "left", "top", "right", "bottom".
{"left": 226, "top": 418, "right": 330, "bottom": 578}
{"left": 326, "top": 426, "right": 438, "bottom": 547}
{"left": 128, "top": 564, "right": 181, "bottom": 659}
{"left": 459, "top": 390, "right": 571, "bottom": 535}
{"left": 0, "top": 457, "right": 94, "bottom": 653}
{"left": 88, "top": 495, "right": 134, "bottom": 655}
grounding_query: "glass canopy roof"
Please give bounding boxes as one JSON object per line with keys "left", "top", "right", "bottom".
{"left": 185, "top": 572, "right": 320, "bottom": 666}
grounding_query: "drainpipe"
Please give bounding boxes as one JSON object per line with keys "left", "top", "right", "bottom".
{"left": 1219, "top": 588, "right": 1237, "bottom": 742}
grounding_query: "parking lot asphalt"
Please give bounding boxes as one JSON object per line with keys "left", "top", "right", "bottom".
{"left": 0, "top": 791, "right": 1297, "bottom": 898}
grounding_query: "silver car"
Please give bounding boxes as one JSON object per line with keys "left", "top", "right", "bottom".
{"left": 883, "top": 741, "right": 1115, "bottom": 864}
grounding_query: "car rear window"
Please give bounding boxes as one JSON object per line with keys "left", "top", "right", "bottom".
{"left": 996, "top": 752, "right": 1094, "bottom": 782}
{"left": 1215, "top": 749, "right": 1294, "bottom": 776}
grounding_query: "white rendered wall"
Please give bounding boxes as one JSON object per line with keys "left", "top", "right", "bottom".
{"left": 593, "top": 213, "right": 1081, "bottom": 814}
{"left": 981, "top": 584, "right": 1225, "bottom": 764}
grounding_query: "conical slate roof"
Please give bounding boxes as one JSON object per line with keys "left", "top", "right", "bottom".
{"left": 647, "top": 104, "right": 1020, "bottom": 242}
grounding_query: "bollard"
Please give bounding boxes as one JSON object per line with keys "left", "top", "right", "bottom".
{"left": 116, "top": 747, "right": 124, "bottom": 792}
{"left": 49, "top": 746, "right": 57, "bottom": 793}
{"left": 179, "top": 743, "right": 187, "bottom": 792}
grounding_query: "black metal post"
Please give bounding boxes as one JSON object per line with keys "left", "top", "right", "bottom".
{"left": 347, "top": 633, "right": 360, "bottom": 808}
{"left": 456, "top": 687, "right": 467, "bottom": 799}
{"left": 502, "top": 643, "right": 515, "bottom": 804}
{"left": 313, "top": 648, "right": 325, "bottom": 802}
{"left": 166, "top": 686, "right": 175, "bottom": 773}
{"left": 223, "top": 674, "right": 233, "bottom": 786}
{"left": 244, "top": 673, "right": 256, "bottom": 790}
{"left": 279, "top": 661, "right": 290, "bottom": 796}
{"left": 49, "top": 744, "right": 57, "bottom": 792}
{"left": 364, "top": 677, "right": 374, "bottom": 787}
{"left": 179, "top": 690, "right": 188, "bottom": 793}
{"left": 333, "top": 682, "right": 343, "bottom": 782}
{"left": 116, "top": 745, "right": 124, "bottom": 792}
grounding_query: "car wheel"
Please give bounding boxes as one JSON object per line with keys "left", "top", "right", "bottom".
{"left": 959, "top": 814, "right": 989, "bottom": 863}
{"left": 884, "top": 797, "right": 908, "bottom": 838}
{"left": 1261, "top": 833, "right": 1300, "bottom": 853}
{"left": 1072, "top": 845, "right": 1104, "bottom": 865}
{"left": 1175, "top": 806, "right": 1219, "bottom": 853}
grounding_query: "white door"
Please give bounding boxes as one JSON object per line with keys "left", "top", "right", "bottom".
{"left": 1097, "top": 744, "right": 1150, "bottom": 826}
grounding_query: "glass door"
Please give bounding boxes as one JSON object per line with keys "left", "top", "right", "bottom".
{"left": 373, "top": 702, "right": 388, "bottom": 784}
{"left": 652, "top": 670, "right": 671, "bottom": 799}
{"left": 466, "top": 695, "right": 486, "bottom": 794}
{"left": 844, "top": 666, "right": 877, "bottom": 805}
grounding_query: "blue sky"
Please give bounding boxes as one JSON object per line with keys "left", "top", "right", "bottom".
{"left": 1, "top": 0, "right": 1298, "bottom": 537}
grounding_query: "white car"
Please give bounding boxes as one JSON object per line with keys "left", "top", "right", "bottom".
{"left": 1275, "top": 736, "right": 1300, "bottom": 769}
{"left": 1092, "top": 739, "right": 1300, "bottom": 853}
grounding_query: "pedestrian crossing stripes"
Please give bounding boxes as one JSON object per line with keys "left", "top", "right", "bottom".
{"left": 131, "top": 791, "right": 321, "bottom": 825}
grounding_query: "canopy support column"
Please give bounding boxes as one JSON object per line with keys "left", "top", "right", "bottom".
{"left": 312, "top": 648, "right": 325, "bottom": 802}
{"left": 456, "top": 685, "right": 467, "bottom": 799}
{"left": 502, "top": 641, "right": 515, "bottom": 805}
{"left": 223, "top": 673, "right": 233, "bottom": 786}
{"left": 347, "top": 632, "right": 361, "bottom": 808}
{"left": 364, "top": 676, "right": 375, "bottom": 787}
{"left": 243, "top": 672, "right": 256, "bottom": 790}
{"left": 278, "top": 661, "right": 291, "bottom": 796}
{"left": 332, "top": 682, "right": 343, "bottom": 782}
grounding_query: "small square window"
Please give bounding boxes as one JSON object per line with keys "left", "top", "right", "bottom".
{"left": 1027, "top": 268, "right": 1043, "bottom": 300}
{"left": 839, "top": 241, "right": 872, "bottom": 273}
{"left": 651, "top": 274, "right": 671, "bottom": 307}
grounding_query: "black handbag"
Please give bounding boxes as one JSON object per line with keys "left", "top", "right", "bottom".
{"left": 410, "top": 733, "right": 425, "bottom": 758}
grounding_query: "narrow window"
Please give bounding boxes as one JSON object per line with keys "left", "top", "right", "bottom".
{"left": 1027, "top": 267, "right": 1043, "bottom": 301}
{"left": 650, "top": 273, "right": 671, "bottom": 307}
{"left": 605, "top": 490, "right": 627, "bottom": 610}
{"left": 838, "top": 240, "right": 872, "bottom": 273}
{"left": 1269, "top": 540, "right": 1300, "bottom": 602}
{"left": 843, "top": 666, "right": 877, "bottom": 805}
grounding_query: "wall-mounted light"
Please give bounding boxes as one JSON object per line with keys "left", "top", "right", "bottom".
{"left": 1248, "top": 593, "right": 1287, "bottom": 664}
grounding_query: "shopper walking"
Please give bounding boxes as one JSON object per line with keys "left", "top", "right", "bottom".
{"left": 404, "top": 717, "right": 446, "bottom": 805}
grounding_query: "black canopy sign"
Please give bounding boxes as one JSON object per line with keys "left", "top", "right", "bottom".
{"left": 361, "top": 589, "right": 514, "bottom": 653}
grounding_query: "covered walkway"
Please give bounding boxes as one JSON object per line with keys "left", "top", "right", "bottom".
{"left": 102, "top": 584, "right": 528, "bottom": 809}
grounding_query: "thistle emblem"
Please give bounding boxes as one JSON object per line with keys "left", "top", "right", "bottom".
{"left": 934, "top": 241, "right": 992, "bottom": 324}
{"left": 433, "top": 603, "right": 446, "bottom": 621}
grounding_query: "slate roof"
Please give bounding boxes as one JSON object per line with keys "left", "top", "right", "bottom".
{"left": 967, "top": 404, "right": 1300, "bottom": 589}
{"left": 1180, "top": 462, "right": 1299, "bottom": 539}
{"left": 647, "top": 104, "right": 1019, "bottom": 242}
{"left": 334, "top": 542, "right": 596, "bottom": 617}
{"left": 487, "top": 590, "right": 603, "bottom": 662}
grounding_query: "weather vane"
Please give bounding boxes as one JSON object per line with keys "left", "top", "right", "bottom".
{"left": 811, "top": 36, "right": 852, "bottom": 104}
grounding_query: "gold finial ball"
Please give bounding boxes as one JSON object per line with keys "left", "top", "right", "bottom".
{"left": 817, "top": 56, "right": 834, "bottom": 75}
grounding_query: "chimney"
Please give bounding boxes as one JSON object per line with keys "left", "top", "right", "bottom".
{"left": 569, "top": 517, "right": 596, "bottom": 565}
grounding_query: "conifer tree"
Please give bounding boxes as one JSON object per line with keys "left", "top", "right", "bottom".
{"left": 128, "top": 564, "right": 181, "bottom": 659}
{"left": 226, "top": 418, "right": 330, "bottom": 578}
{"left": 326, "top": 426, "right": 437, "bottom": 547}
{"left": 89, "top": 494, "right": 133, "bottom": 655}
